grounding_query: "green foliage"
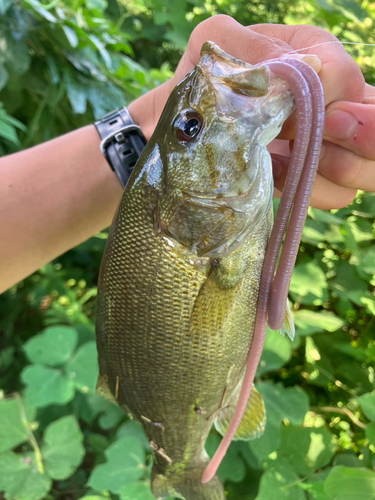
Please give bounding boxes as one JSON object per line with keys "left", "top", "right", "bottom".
{"left": 1, "top": 0, "right": 375, "bottom": 500}
{"left": 23, "top": 326, "right": 78, "bottom": 365}
{"left": 323, "top": 466, "right": 375, "bottom": 499}
{"left": 88, "top": 436, "right": 145, "bottom": 492}
{"left": 42, "top": 415, "right": 85, "bottom": 480}
{"left": 0, "top": 398, "right": 36, "bottom": 453}
{"left": 0, "top": 452, "right": 52, "bottom": 500}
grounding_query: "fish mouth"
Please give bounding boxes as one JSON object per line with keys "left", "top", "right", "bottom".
{"left": 197, "top": 41, "right": 295, "bottom": 125}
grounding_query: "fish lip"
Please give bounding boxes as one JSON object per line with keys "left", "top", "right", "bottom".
{"left": 197, "top": 41, "right": 295, "bottom": 125}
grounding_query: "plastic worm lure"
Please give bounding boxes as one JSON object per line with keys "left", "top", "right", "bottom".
{"left": 202, "top": 57, "right": 325, "bottom": 484}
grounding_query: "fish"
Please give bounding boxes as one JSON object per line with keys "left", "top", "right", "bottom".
{"left": 95, "top": 42, "right": 298, "bottom": 500}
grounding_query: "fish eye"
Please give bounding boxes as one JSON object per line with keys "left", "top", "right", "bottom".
{"left": 173, "top": 110, "right": 203, "bottom": 143}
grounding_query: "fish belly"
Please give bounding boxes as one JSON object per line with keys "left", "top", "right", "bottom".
{"left": 96, "top": 178, "right": 271, "bottom": 472}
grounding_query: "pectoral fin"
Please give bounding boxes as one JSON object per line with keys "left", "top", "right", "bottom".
{"left": 214, "top": 383, "right": 265, "bottom": 441}
{"left": 277, "top": 299, "right": 295, "bottom": 340}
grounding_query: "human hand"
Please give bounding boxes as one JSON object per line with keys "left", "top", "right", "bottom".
{"left": 249, "top": 23, "right": 374, "bottom": 209}
{"left": 129, "top": 15, "right": 374, "bottom": 210}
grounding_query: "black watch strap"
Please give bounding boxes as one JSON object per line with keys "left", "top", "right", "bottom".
{"left": 94, "top": 107, "right": 146, "bottom": 188}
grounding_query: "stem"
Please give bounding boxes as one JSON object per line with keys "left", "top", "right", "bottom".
{"left": 312, "top": 405, "right": 366, "bottom": 429}
{"left": 14, "top": 393, "right": 44, "bottom": 474}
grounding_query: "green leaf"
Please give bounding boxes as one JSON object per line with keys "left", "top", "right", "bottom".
{"left": 0, "top": 452, "right": 52, "bottom": 500}
{"left": 0, "top": 103, "right": 27, "bottom": 132}
{"left": 64, "top": 76, "right": 87, "bottom": 114}
{"left": 0, "top": 398, "right": 36, "bottom": 453}
{"left": 302, "top": 219, "right": 327, "bottom": 246}
{"left": 88, "top": 436, "right": 145, "bottom": 493}
{"left": 23, "top": 326, "right": 78, "bottom": 366}
{"left": 298, "top": 481, "right": 330, "bottom": 500}
{"left": 257, "top": 328, "right": 292, "bottom": 376}
{"left": 333, "top": 453, "right": 364, "bottom": 468}
{"left": 206, "top": 434, "right": 246, "bottom": 483}
{"left": 255, "top": 460, "right": 305, "bottom": 500}
{"left": 278, "top": 426, "right": 335, "bottom": 476}
{"left": 308, "top": 207, "right": 344, "bottom": 224}
{"left": 88, "top": 34, "right": 111, "bottom": 69}
{"left": 3, "top": 35, "right": 30, "bottom": 75}
{"left": 332, "top": 0, "right": 368, "bottom": 22}
{"left": 21, "top": 365, "right": 75, "bottom": 407}
{"left": 62, "top": 25, "right": 79, "bottom": 48}
{"left": 76, "top": 392, "right": 124, "bottom": 428}
{"left": 118, "top": 481, "right": 155, "bottom": 500}
{"left": 41, "top": 415, "right": 85, "bottom": 480}
{"left": 361, "top": 297, "right": 375, "bottom": 316}
{"left": 250, "top": 382, "right": 309, "bottom": 461}
{"left": 294, "top": 310, "right": 345, "bottom": 336}
{"left": 65, "top": 341, "right": 98, "bottom": 392}
{"left": 357, "top": 393, "right": 375, "bottom": 421}
{"left": 365, "top": 422, "right": 375, "bottom": 446}
{"left": 86, "top": 0, "right": 108, "bottom": 11}
{"left": 116, "top": 420, "right": 150, "bottom": 450}
{"left": 359, "top": 247, "right": 375, "bottom": 275}
{"left": 290, "top": 262, "right": 328, "bottom": 305}
{"left": 324, "top": 466, "right": 375, "bottom": 499}
{"left": 0, "top": 118, "right": 20, "bottom": 144}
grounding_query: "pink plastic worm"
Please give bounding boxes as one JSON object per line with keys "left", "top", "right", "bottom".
{"left": 202, "top": 58, "right": 325, "bottom": 484}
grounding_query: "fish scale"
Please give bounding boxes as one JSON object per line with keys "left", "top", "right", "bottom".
{"left": 96, "top": 175, "right": 269, "bottom": 484}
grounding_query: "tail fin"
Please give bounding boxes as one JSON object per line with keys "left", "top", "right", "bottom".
{"left": 151, "top": 464, "right": 225, "bottom": 500}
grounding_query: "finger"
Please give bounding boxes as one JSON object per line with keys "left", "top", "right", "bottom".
{"left": 317, "top": 140, "right": 375, "bottom": 191}
{"left": 272, "top": 152, "right": 357, "bottom": 209}
{"left": 249, "top": 24, "right": 365, "bottom": 105}
{"left": 324, "top": 101, "right": 375, "bottom": 160}
{"left": 364, "top": 83, "right": 375, "bottom": 104}
{"left": 173, "top": 15, "right": 294, "bottom": 84}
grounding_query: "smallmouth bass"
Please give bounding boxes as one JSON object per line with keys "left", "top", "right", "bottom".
{"left": 96, "top": 42, "right": 296, "bottom": 500}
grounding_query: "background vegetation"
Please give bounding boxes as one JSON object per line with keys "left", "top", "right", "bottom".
{"left": 0, "top": 0, "right": 375, "bottom": 499}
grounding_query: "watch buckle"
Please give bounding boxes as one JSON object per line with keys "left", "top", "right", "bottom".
{"left": 99, "top": 124, "right": 144, "bottom": 159}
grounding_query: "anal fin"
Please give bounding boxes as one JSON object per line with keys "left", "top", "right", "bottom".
{"left": 214, "top": 382, "right": 265, "bottom": 441}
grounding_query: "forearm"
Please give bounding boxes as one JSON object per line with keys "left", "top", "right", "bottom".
{"left": 0, "top": 80, "right": 173, "bottom": 294}
{"left": 0, "top": 125, "right": 122, "bottom": 293}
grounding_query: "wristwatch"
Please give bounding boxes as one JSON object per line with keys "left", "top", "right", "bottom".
{"left": 95, "top": 107, "right": 146, "bottom": 188}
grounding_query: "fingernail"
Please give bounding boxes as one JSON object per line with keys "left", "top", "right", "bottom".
{"left": 283, "top": 53, "right": 322, "bottom": 74}
{"left": 324, "top": 109, "right": 358, "bottom": 141}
